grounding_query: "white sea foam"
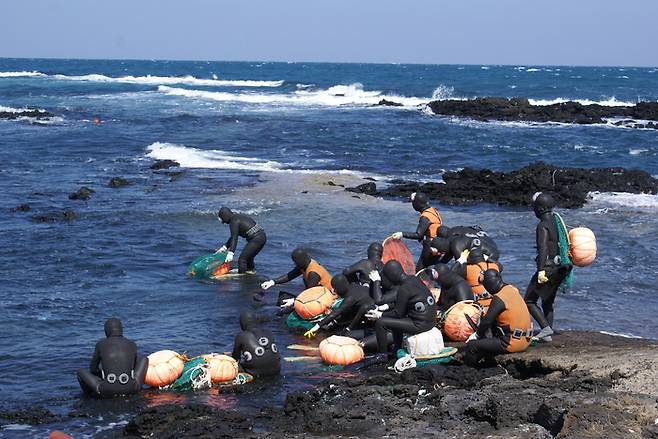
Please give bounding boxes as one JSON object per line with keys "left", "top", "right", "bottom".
{"left": 528, "top": 97, "right": 634, "bottom": 107}
{"left": 0, "top": 105, "right": 47, "bottom": 113}
{"left": 0, "top": 71, "right": 46, "bottom": 78}
{"left": 52, "top": 73, "right": 284, "bottom": 87}
{"left": 629, "top": 148, "right": 649, "bottom": 155}
{"left": 526, "top": 68, "right": 541, "bottom": 72}
{"left": 588, "top": 191, "right": 658, "bottom": 209}
{"left": 157, "top": 83, "right": 429, "bottom": 108}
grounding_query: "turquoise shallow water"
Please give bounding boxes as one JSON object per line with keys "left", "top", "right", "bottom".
{"left": 0, "top": 59, "right": 657, "bottom": 437}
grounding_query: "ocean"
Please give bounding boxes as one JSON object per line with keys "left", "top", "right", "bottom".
{"left": 0, "top": 58, "right": 656, "bottom": 437}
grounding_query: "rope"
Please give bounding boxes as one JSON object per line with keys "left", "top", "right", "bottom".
{"left": 189, "top": 363, "right": 212, "bottom": 390}
{"left": 392, "top": 355, "right": 417, "bottom": 373}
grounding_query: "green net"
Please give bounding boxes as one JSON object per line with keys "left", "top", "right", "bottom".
{"left": 396, "top": 348, "right": 455, "bottom": 367}
{"left": 286, "top": 298, "right": 344, "bottom": 330}
{"left": 188, "top": 253, "right": 229, "bottom": 279}
{"left": 553, "top": 213, "right": 574, "bottom": 292}
{"left": 167, "top": 357, "right": 208, "bottom": 391}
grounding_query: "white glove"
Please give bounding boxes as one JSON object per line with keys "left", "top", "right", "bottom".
{"left": 430, "top": 247, "right": 440, "bottom": 255}
{"left": 377, "top": 304, "right": 390, "bottom": 312}
{"left": 457, "top": 249, "right": 470, "bottom": 264}
{"left": 261, "top": 280, "right": 275, "bottom": 290}
{"left": 225, "top": 251, "right": 234, "bottom": 263}
{"left": 216, "top": 245, "right": 227, "bottom": 254}
{"left": 368, "top": 270, "right": 381, "bottom": 282}
{"left": 430, "top": 268, "right": 439, "bottom": 280}
{"left": 466, "top": 332, "right": 479, "bottom": 343}
{"left": 365, "top": 309, "right": 383, "bottom": 320}
{"left": 280, "top": 298, "right": 295, "bottom": 308}
{"left": 410, "top": 192, "right": 417, "bottom": 201}
{"left": 391, "top": 232, "right": 403, "bottom": 240}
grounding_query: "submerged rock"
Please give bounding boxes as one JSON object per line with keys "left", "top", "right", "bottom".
{"left": 346, "top": 162, "right": 658, "bottom": 208}
{"left": 427, "top": 97, "right": 658, "bottom": 128}
{"left": 150, "top": 159, "right": 180, "bottom": 170}
{"left": 31, "top": 209, "right": 77, "bottom": 223}
{"left": 9, "top": 203, "right": 31, "bottom": 212}
{"left": 0, "top": 406, "right": 59, "bottom": 426}
{"left": 108, "top": 177, "right": 130, "bottom": 188}
{"left": 68, "top": 186, "right": 95, "bottom": 200}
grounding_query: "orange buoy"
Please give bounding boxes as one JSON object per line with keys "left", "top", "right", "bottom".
{"left": 145, "top": 350, "right": 185, "bottom": 387}
{"left": 49, "top": 431, "right": 74, "bottom": 439}
{"left": 211, "top": 262, "right": 231, "bottom": 277}
{"left": 202, "top": 353, "right": 238, "bottom": 383}
{"left": 442, "top": 301, "right": 482, "bottom": 342}
{"left": 294, "top": 286, "right": 336, "bottom": 319}
{"left": 319, "top": 335, "right": 364, "bottom": 366}
{"left": 569, "top": 227, "right": 596, "bottom": 267}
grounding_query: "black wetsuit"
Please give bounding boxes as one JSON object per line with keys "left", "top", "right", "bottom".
{"left": 375, "top": 276, "right": 437, "bottom": 352}
{"left": 370, "top": 278, "right": 400, "bottom": 307}
{"left": 223, "top": 213, "right": 267, "bottom": 273}
{"left": 77, "top": 319, "right": 148, "bottom": 397}
{"left": 434, "top": 266, "right": 474, "bottom": 311}
{"left": 232, "top": 316, "right": 280, "bottom": 377}
{"left": 524, "top": 212, "right": 573, "bottom": 329}
{"left": 402, "top": 215, "right": 438, "bottom": 272}
{"left": 461, "top": 296, "right": 510, "bottom": 365}
{"left": 343, "top": 258, "right": 384, "bottom": 285}
{"left": 435, "top": 228, "right": 500, "bottom": 263}
{"left": 317, "top": 284, "right": 375, "bottom": 331}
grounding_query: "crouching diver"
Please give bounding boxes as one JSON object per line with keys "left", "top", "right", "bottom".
{"left": 452, "top": 248, "right": 502, "bottom": 309}
{"left": 216, "top": 207, "right": 266, "bottom": 274}
{"left": 431, "top": 263, "right": 474, "bottom": 311}
{"left": 365, "top": 261, "right": 437, "bottom": 357}
{"left": 77, "top": 318, "right": 148, "bottom": 397}
{"left": 390, "top": 192, "right": 443, "bottom": 271}
{"left": 461, "top": 270, "right": 532, "bottom": 366}
{"left": 524, "top": 192, "right": 573, "bottom": 342}
{"left": 303, "top": 274, "right": 376, "bottom": 338}
{"left": 430, "top": 225, "right": 500, "bottom": 263}
{"left": 342, "top": 242, "right": 384, "bottom": 284}
{"left": 232, "top": 310, "right": 280, "bottom": 377}
{"left": 261, "top": 249, "right": 333, "bottom": 301}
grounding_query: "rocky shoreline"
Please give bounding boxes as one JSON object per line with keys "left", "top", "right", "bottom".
{"left": 346, "top": 162, "right": 658, "bottom": 208}
{"left": 425, "top": 97, "right": 658, "bottom": 129}
{"left": 0, "top": 108, "right": 54, "bottom": 120}
{"left": 121, "top": 331, "right": 658, "bottom": 439}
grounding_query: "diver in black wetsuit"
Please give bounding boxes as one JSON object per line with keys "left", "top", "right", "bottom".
{"left": 77, "top": 318, "right": 148, "bottom": 397}
{"left": 365, "top": 261, "right": 437, "bottom": 355}
{"left": 524, "top": 192, "right": 573, "bottom": 342}
{"left": 430, "top": 263, "right": 474, "bottom": 311}
{"left": 303, "top": 274, "right": 376, "bottom": 337}
{"left": 390, "top": 192, "right": 443, "bottom": 272}
{"left": 231, "top": 310, "right": 280, "bottom": 377}
{"left": 217, "top": 207, "right": 267, "bottom": 274}
{"left": 342, "top": 242, "right": 384, "bottom": 284}
{"left": 430, "top": 226, "right": 500, "bottom": 263}
{"left": 261, "top": 248, "right": 333, "bottom": 296}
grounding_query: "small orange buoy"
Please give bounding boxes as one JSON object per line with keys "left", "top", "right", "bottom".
{"left": 569, "top": 227, "right": 596, "bottom": 267}
{"left": 92, "top": 116, "right": 102, "bottom": 125}
{"left": 211, "top": 262, "right": 231, "bottom": 277}
{"left": 442, "top": 301, "right": 482, "bottom": 342}
{"left": 319, "top": 335, "right": 364, "bottom": 366}
{"left": 145, "top": 350, "right": 185, "bottom": 387}
{"left": 294, "top": 286, "right": 336, "bottom": 319}
{"left": 49, "top": 431, "right": 73, "bottom": 439}
{"left": 202, "top": 353, "right": 238, "bottom": 383}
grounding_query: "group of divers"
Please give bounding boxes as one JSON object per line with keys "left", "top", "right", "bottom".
{"left": 78, "top": 191, "right": 573, "bottom": 398}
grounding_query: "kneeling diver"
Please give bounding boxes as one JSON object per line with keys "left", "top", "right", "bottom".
{"left": 342, "top": 242, "right": 384, "bottom": 285}
{"left": 261, "top": 249, "right": 333, "bottom": 302}
{"left": 231, "top": 310, "right": 280, "bottom": 377}
{"left": 77, "top": 318, "right": 148, "bottom": 397}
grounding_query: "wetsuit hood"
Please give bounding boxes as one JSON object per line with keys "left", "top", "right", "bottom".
{"left": 411, "top": 192, "right": 430, "bottom": 212}
{"left": 104, "top": 318, "right": 123, "bottom": 337}
{"left": 436, "top": 225, "right": 451, "bottom": 238}
{"left": 482, "top": 269, "right": 505, "bottom": 294}
{"left": 291, "top": 248, "right": 311, "bottom": 269}
{"left": 467, "top": 248, "right": 486, "bottom": 264}
{"left": 218, "top": 207, "right": 234, "bottom": 224}
{"left": 431, "top": 263, "right": 451, "bottom": 284}
{"left": 367, "top": 242, "right": 383, "bottom": 261}
{"left": 532, "top": 192, "right": 554, "bottom": 219}
{"left": 383, "top": 260, "right": 405, "bottom": 285}
{"left": 331, "top": 274, "right": 350, "bottom": 297}
{"left": 240, "top": 310, "right": 257, "bottom": 331}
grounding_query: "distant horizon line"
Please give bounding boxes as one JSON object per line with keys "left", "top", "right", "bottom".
{"left": 0, "top": 56, "right": 656, "bottom": 70}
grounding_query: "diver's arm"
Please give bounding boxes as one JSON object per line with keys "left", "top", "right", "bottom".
{"left": 343, "top": 260, "right": 367, "bottom": 279}
{"left": 386, "top": 286, "right": 410, "bottom": 318}
{"left": 452, "top": 262, "right": 467, "bottom": 278}
{"left": 227, "top": 220, "right": 241, "bottom": 252}
{"left": 273, "top": 267, "right": 302, "bottom": 285}
{"left": 231, "top": 334, "right": 245, "bottom": 361}
{"left": 89, "top": 343, "right": 101, "bottom": 376}
{"left": 476, "top": 296, "right": 505, "bottom": 337}
{"left": 403, "top": 217, "right": 430, "bottom": 241}
{"left": 317, "top": 297, "right": 351, "bottom": 328}
{"left": 305, "top": 271, "right": 322, "bottom": 288}
{"left": 536, "top": 225, "right": 550, "bottom": 271}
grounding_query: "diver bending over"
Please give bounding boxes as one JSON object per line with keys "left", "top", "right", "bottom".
{"left": 452, "top": 248, "right": 502, "bottom": 308}
{"left": 430, "top": 263, "right": 474, "bottom": 311}
{"left": 342, "top": 242, "right": 384, "bottom": 285}
{"left": 461, "top": 270, "right": 532, "bottom": 366}
{"left": 430, "top": 225, "right": 500, "bottom": 264}
{"left": 261, "top": 248, "right": 333, "bottom": 298}
{"left": 232, "top": 310, "right": 280, "bottom": 377}
{"left": 77, "top": 318, "right": 148, "bottom": 397}
{"left": 217, "top": 207, "right": 267, "bottom": 274}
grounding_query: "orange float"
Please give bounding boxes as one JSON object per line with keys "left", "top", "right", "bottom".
{"left": 49, "top": 432, "right": 73, "bottom": 439}
{"left": 145, "top": 350, "right": 185, "bottom": 387}
{"left": 569, "top": 227, "right": 597, "bottom": 267}
{"left": 202, "top": 353, "right": 239, "bottom": 383}
{"left": 294, "top": 286, "right": 336, "bottom": 319}
{"left": 319, "top": 335, "right": 364, "bottom": 366}
{"left": 442, "top": 301, "right": 482, "bottom": 342}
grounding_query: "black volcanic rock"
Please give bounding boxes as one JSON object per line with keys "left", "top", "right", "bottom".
{"left": 68, "top": 186, "right": 95, "bottom": 200}
{"left": 108, "top": 177, "right": 130, "bottom": 188}
{"left": 9, "top": 203, "right": 31, "bottom": 213}
{"left": 0, "top": 109, "right": 54, "bottom": 120}
{"left": 346, "top": 162, "right": 658, "bottom": 208}
{"left": 150, "top": 159, "right": 180, "bottom": 170}
{"left": 31, "top": 209, "right": 77, "bottom": 223}
{"left": 427, "top": 97, "right": 658, "bottom": 128}
{"left": 376, "top": 99, "right": 404, "bottom": 107}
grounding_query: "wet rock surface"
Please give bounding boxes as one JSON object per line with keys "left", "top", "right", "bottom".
{"left": 427, "top": 97, "right": 658, "bottom": 128}
{"left": 346, "top": 162, "right": 658, "bottom": 208}
{"left": 0, "top": 406, "right": 59, "bottom": 426}
{"left": 9, "top": 203, "right": 31, "bottom": 213}
{"left": 108, "top": 177, "right": 130, "bottom": 188}
{"left": 122, "top": 332, "right": 658, "bottom": 438}
{"left": 0, "top": 109, "right": 55, "bottom": 120}
{"left": 31, "top": 209, "right": 77, "bottom": 223}
{"left": 68, "top": 186, "right": 95, "bottom": 200}
{"left": 150, "top": 159, "right": 180, "bottom": 170}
